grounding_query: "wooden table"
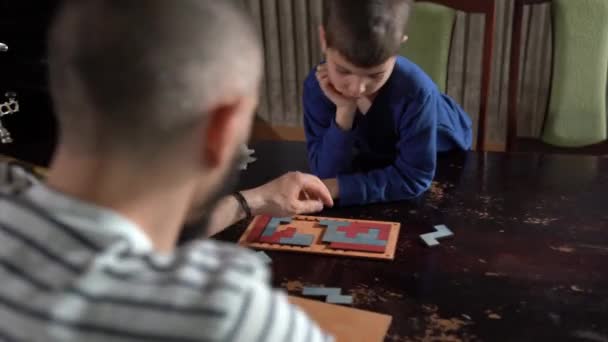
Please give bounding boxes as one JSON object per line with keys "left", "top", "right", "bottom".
{"left": 216, "top": 141, "right": 608, "bottom": 341}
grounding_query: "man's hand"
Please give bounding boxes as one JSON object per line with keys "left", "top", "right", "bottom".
{"left": 241, "top": 172, "right": 334, "bottom": 217}
{"left": 316, "top": 64, "right": 357, "bottom": 131}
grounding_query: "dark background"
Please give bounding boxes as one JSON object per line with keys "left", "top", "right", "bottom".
{"left": 0, "top": 1, "right": 60, "bottom": 166}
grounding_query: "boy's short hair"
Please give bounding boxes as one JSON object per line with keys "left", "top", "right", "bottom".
{"left": 322, "top": 0, "right": 411, "bottom": 67}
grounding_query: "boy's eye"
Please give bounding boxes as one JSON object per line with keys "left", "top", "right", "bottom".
{"left": 336, "top": 68, "right": 350, "bottom": 75}
{"left": 371, "top": 73, "right": 384, "bottom": 79}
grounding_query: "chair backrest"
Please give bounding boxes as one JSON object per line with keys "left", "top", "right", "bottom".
{"left": 507, "top": 0, "right": 608, "bottom": 150}
{"left": 401, "top": 0, "right": 496, "bottom": 151}
{"left": 400, "top": 2, "right": 456, "bottom": 93}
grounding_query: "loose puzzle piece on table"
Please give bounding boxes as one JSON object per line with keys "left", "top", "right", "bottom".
{"left": 238, "top": 215, "right": 401, "bottom": 260}
{"left": 302, "top": 287, "right": 354, "bottom": 305}
{"left": 420, "top": 224, "right": 454, "bottom": 247}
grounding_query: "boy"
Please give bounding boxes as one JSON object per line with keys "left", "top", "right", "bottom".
{"left": 304, "top": 0, "right": 473, "bottom": 206}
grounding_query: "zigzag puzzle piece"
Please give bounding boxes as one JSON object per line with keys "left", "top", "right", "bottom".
{"left": 326, "top": 294, "right": 354, "bottom": 305}
{"left": 301, "top": 287, "right": 353, "bottom": 305}
{"left": 302, "top": 287, "right": 342, "bottom": 296}
{"left": 420, "top": 224, "right": 454, "bottom": 247}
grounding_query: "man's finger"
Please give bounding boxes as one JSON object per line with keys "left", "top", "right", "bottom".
{"left": 298, "top": 174, "right": 334, "bottom": 207}
{"left": 299, "top": 190, "right": 311, "bottom": 201}
{"left": 293, "top": 199, "right": 324, "bottom": 214}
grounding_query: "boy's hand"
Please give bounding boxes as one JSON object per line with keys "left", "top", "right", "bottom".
{"left": 241, "top": 172, "right": 334, "bottom": 217}
{"left": 316, "top": 65, "right": 357, "bottom": 130}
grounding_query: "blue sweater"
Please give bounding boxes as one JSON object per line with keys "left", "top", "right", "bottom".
{"left": 303, "top": 56, "right": 472, "bottom": 206}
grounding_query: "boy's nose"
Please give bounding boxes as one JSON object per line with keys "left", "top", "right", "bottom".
{"left": 349, "top": 79, "right": 366, "bottom": 97}
{"left": 359, "top": 82, "right": 367, "bottom": 95}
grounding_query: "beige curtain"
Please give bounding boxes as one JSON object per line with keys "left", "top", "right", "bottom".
{"left": 240, "top": 0, "right": 324, "bottom": 127}
{"left": 241, "top": 0, "right": 554, "bottom": 148}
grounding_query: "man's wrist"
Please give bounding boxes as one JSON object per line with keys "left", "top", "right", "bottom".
{"left": 240, "top": 188, "right": 265, "bottom": 216}
{"left": 232, "top": 192, "right": 252, "bottom": 219}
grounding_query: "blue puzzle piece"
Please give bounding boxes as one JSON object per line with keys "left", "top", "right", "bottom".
{"left": 420, "top": 224, "right": 454, "bottom": 247}
{"left": 279, "top": 234, "right": 314, "bottom": 246}
{"left": 318, "top": 220, "right": 351, "bottom": 230}
{"left": 326, "top": 294, "right": 354, "bottom": 305}
{"left": 322, "top": 226, "right": 387, "bottom": 246}
{"left": 302, "top": 287, "right": 342, "bottom": 296}
{"left": 261, "top": 217, "right": 293, "bottom": 237}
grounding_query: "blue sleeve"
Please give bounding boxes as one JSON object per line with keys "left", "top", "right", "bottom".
{"left": 303, "top": 80, "right": 355, "bottom": 178}
{"left": 337, "top": 92, "right": 437, "bottom": 206}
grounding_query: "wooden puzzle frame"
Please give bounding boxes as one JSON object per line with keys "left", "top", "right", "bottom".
{"left": 238, "top": 215, "right": 401, "bottom": 260}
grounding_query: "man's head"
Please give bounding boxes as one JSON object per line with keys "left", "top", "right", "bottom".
{"left": 320, "top": 0, "right": 411, "bottom": 98}
{"left": 48, "top": 1, "right": 262, "bottom": 218}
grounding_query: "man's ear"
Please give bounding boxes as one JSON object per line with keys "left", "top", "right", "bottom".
{"left": 402, "top": 35, "right": 409, "bottom": 43}
{"left": 319, "top": 25, "right": 327, "bottom": 53}
{"left": 202, "top": 99, "right": 243, "bottom": 168}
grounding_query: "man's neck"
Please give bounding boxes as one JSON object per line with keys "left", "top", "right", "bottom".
{"left": 46, "top": 149, "right": 193, "bottom": 253}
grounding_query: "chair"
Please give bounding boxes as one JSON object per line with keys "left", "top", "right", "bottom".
{"left": 507, "top": 0, "right": 608, "bottom": 153}
{"left": 400, "top": 0, "right": 496, "bottom": 151}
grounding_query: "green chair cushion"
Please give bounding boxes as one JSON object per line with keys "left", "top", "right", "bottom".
{"left": 543, "top": 0, "right": 608, "bottom": 147}
{"left": 399, "top": 2, "right": 456, "bottom": 93}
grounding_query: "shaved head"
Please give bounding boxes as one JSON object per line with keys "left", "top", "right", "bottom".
{"left": 48, "top": 0, "right": 262, "bottom": 156}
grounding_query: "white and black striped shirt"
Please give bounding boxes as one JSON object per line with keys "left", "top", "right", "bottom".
{"left": 0, "top": 163, "right": 331, "bottom": 341}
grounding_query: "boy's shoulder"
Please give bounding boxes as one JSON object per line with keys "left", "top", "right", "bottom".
{"left": 304, "top": 65, "right": 322, "bottom": 93}
{"left": 389, "top": 56, "right": 438, "bottom": 99}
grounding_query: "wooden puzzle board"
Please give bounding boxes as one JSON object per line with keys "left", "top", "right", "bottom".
{"left": 238, "top": 215, "right": 401, "bottom": 260}
{"left": 289, "top": 296, "right": 392, "bottom": 342}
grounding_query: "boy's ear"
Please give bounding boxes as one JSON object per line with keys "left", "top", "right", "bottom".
{"left": 319, "top": 25, "right": 327, "bottom": 53}
{"left": 402, "top": 35, "right": 409, "bottom": 43}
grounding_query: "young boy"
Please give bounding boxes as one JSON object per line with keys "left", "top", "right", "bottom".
{"left": 304, "top": 0, "right": 472, "bottom": 206}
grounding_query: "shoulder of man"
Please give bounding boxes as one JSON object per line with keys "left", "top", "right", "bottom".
{"left": 0, "top": 161, "right": 40, "bottom": 196}
{"left": 86, "top": 240, "right": 331, "bottom": 341}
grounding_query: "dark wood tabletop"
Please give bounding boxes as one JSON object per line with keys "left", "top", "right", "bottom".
{"left": 216, "top": 141, "right": 608, "bottom": 342}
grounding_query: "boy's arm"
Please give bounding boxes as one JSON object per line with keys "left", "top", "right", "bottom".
{"left": 329, "top": 92, "right": 437, "bottom": 206}
{"left": 303, "top": 84, "right": 357, "bottom": 178}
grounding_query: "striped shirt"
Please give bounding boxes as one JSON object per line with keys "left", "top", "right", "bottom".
{"left": 0, "top": 163, "right": 331, "bottom": 342}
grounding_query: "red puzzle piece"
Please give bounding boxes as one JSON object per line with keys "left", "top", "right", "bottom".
{"left": 337, "top": 222, "right": 391, "bottom": 240}
{"left": 258, "top": 227, "right": 297, "bottom": 244}
{"left": 246, "top": 215, "right": 272, "bottom": 243}
{"left": 330, "top": 242, "right": 386, "bottom": 253}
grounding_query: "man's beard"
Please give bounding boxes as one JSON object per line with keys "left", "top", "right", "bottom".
{"left": 178, "top": 151, "right": 244, "bottom": 244}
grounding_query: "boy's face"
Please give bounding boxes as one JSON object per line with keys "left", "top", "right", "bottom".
{"left": 324, "top": 48, "right": 396, "bottom": 99}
